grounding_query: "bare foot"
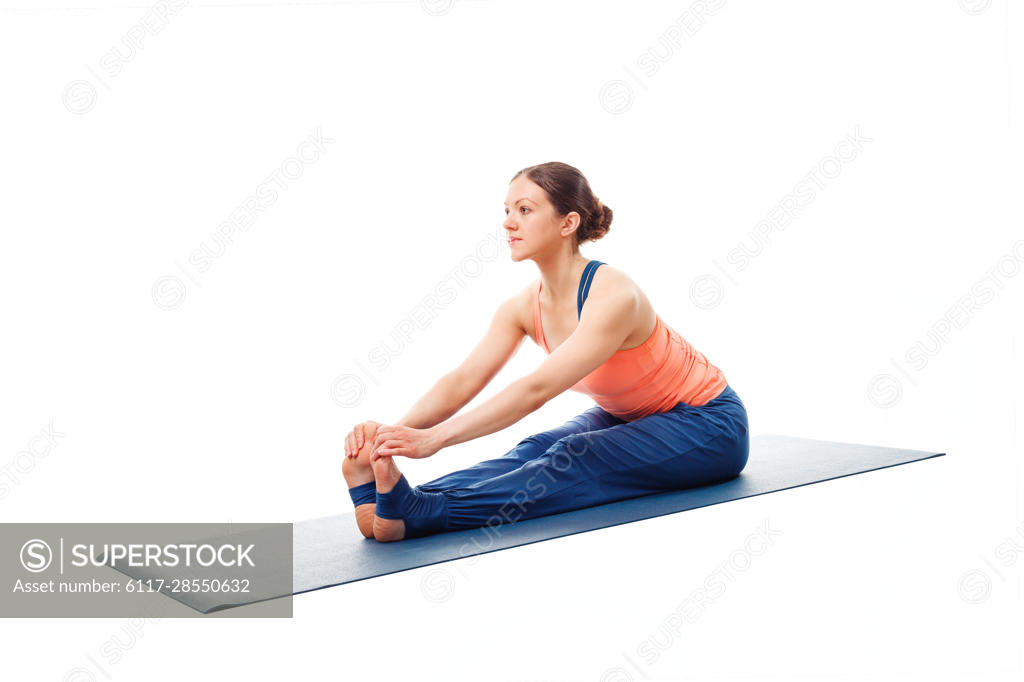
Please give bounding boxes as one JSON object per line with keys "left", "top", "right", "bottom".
{"left": 342, "top": 423, "right": 379, "bottom": 539}
{"left": 372, "top": 455, "right": 406, "bottom": 542}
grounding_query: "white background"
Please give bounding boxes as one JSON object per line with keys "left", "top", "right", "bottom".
{"left": 1, "top": 0, "right": 1021, "bottom": 679}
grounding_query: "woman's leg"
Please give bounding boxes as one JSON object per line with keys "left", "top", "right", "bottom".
{"left": 344, "top": 405, "right": 622, "bottom": 541}
{"left": 371, "top": 405, "right": 624, "bottom": 542}
{"left": 374, "top": 385, "right": 749, "bottom": 541}
{"left": 415, "top": 405, "right": 625, "bottom": 492}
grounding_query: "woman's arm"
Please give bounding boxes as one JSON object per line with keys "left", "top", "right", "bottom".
{"left": 393, "top": 296, "right": 527, "bottom": 429}
{"left": 391, "top": 372, "right": 474, "bottom": 430}
{"left": 435, "top": 285, "right": 638, "bottom": 448}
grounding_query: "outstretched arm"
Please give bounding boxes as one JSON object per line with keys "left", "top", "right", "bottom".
{"left": 433, "top": 285, "right": 638, "bottom": 449}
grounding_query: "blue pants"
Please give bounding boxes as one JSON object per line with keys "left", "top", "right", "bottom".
{"left": 369, "top": 384, "right": 750, "bottom": 539}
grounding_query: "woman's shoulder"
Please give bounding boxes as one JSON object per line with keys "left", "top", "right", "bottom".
{"left": 590, "top": 264, "right": 659, "bottom": 346}
{"left": 589, "top": 262, "right": 641, "bottom": 303}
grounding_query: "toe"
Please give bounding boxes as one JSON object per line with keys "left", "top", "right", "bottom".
{"left": 354, "top": 423, "right": 380, "bottom": 465}
{"left": 372, "top": 455, "right": 403, "bottom": 490}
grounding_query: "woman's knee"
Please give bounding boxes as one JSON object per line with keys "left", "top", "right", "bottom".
{"left": 541, "top": 433, "right": 598, "bottom": 473}
{"left": 556, "top": 432, "right": 596, "bottom": 458}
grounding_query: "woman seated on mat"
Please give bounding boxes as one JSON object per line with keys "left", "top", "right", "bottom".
{"left": 342, "top": 161, "right": 749, "bottom": 542}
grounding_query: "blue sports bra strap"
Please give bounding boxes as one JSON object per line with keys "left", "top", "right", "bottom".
{"left": 577, "top": 260, "right": 605, "bottom": 319}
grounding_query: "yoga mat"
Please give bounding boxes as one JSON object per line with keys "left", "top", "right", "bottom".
{"left": 138, "top": 433, "right": 946, "bottom": 613}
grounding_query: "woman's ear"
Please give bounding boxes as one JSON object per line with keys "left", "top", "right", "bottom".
{"left": 560, "top": 212, "right": 581, "bottom": 239}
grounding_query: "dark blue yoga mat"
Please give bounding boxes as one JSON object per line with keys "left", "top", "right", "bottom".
{"left": 160, "top": 433, "right": 946, "bottom": 612}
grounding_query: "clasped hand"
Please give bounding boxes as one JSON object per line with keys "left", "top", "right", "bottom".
{"left": 370, "top": 424, "right": 444, "bottom": 462}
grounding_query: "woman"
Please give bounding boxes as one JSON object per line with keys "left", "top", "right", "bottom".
{"left": 342, "top": 161, "right": 749, "bottom": 542}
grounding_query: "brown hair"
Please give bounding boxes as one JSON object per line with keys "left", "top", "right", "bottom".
{"left": 511, "top": 161, "right": 613, "bottom": 248}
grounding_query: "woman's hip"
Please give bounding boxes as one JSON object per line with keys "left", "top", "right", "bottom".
{"left": 666, "top": 383, "right": 749, "bottom": 472}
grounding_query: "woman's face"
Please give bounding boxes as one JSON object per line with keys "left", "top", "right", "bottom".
{"left": 503, "top": 176, "right": 573, "bottom": 261}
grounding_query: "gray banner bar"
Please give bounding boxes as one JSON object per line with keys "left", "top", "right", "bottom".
{"left": 1, "top": 523, "right": 292, "bottom": 617}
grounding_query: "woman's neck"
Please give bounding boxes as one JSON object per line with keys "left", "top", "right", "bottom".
{"left": 536, "top": 253, "right": 591, "bottom": 303}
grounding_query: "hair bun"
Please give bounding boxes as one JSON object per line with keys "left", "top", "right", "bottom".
{"left": 588, "top": 200, "right": 612, "bottom": 241}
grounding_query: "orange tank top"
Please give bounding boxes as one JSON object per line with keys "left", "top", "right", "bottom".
{"left": 533, "top": 263, "right": 728, "bottom": 420}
